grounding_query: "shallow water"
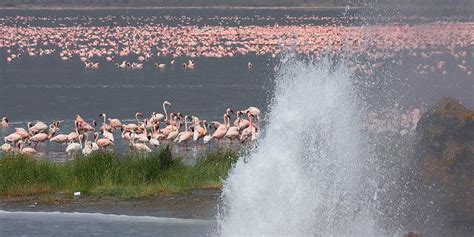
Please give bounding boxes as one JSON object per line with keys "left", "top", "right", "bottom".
{"left": 0, "top": 210, "right": 214, "bottom": 237}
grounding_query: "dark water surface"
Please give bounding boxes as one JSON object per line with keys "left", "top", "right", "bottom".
{"left": 0, "top": 210, "right": 214, "bottom": 237}
{"left": 0, "top": 8, "right": 473, "bottom": 155}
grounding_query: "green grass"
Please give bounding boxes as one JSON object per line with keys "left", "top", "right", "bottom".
{"left": 0, "top": 146, "right": 238, "bottom": 198}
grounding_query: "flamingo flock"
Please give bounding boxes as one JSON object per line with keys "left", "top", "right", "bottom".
{"left": 0, "top": 101, "right": 261, "bottom": 157}
{"left": 0, "top": 15, "right": 473, "bottom": 77}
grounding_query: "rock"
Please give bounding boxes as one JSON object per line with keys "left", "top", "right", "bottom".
{"left": 415, "top": 97, "right": 474, "bottom": 221}
{"left": 403, "top": 232, "right": 419, "bottom": 237}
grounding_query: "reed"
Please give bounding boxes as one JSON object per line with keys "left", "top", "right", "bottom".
{"left": 0, "top": 146, "right": 238, "bottom": 198}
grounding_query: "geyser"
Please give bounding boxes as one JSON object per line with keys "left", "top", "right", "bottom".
{"left": 217, "top": 57, "right": 383, "bottom": 236}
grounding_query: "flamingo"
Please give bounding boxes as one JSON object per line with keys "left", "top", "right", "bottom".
{"left": 166, "top": 116, "right": 181, "bottom": 141}
{"left": 121, "top": 130, "right": 133, "bottom": 144}
{"left": 129, "top": 133, "right": 152, "bottom": 153}
{"left": 122, "top": 112, "right": 142, "bottom": 132}
{"left": 240, "top": 112, "right": 257, "bottom": 143}
{"left": 94, "top": 132, "right": 114, "bottom": 150}
{"left": 81, "top": 132, "right": 95, "bottom": 156}
{"left": 50, "top": 133, "right": 69, "bottom": 148}
{"left": 149, "top": 136, "right": 160, "bottom": 147}
{"left": 192, "top": 118, "right": 206, "bottom": 144}
{"left": 225, "top": 124, "right": 240, "bottom": 144}
{"left": 17, "top": 140, "right": 38, "bottom": 156}
{"left": 98, "top": 113, "right": 113, "bottom": 132}
{"left": 135, "top": 120, "right": 150, "bottom": 143}
{"left": 1, "top": 143, "right": 12, "bottom": 153}
{"left": 234, "top": 110, "right": 250, "bottom": 131}
{"left": 212, "top": 114, "right": 230, "bottom": 144}
{"left": 82, "top": 141, "right": 93, "bottom": 156}
{"left": 108, "top": 117, "right": 123, "bottom": 130}
{"left": 244, "top": 106, "right": 261, "bottom": 131}
{"left": 155, "top": 63, "right": 166, "bottom": 69}
{"left": 75, "top": 115, "right": 95, "bottom": 132}
{"left": 4, "top": 132, "right": 22, "bottom": 144}
{"left": 151, "top": 123, "right": 165, "bottom": 140}
{"left": 102, "top": 130, "right": 114, "bottom": 142}
{"left": 152, "top": 100, "right": 171, "bottom": 123}
{"left": 203, "top": 123, "right": 213, "bottom": 145}
{"left": 175, "top": 116, "right": 193, "bottom": 145}
{"left": 116, "top": 61, "right": 127, "bottom": 68}
{"left": 187, "top": 60, "right": 195, "bottom": 69}
{"left": 28, "top": 121, "right": 48, "bottom": 134}
{"left": 29, "top": 132, "right": 52, "bottom": 150}
{"left": 15, "top": 128, "right": 30, "bottom": 139}
{"left": 68, "top": 121, "right": 80, "bottom": 142}
{"left": 244, "top": 106, "right": 261, "bottom": 119}
{"left": 0, "top": 117, "right": 8, "bottom": 129}
{"left": 65, "top": 134, "right": 83, "bottom": 156}
{"left": 163, "top": 114, "right": 181, "bottom": 137}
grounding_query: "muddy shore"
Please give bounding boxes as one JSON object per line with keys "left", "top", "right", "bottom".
{"left": 0, "top": 188, "right": 221, "bottom": 220}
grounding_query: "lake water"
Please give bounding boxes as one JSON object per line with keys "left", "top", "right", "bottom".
{"left": 0, "top": 8, "right": 472, "bottom": 157}
{"left": 1, "top": 8, "right": 472, "bottom": 120}
{"left": 0, "top": 7, "right": 473, "bottom": 236}
{"left": 0, "top": 7, "right": 473, "bottom": 158}
{"left": 0, "top": 210, "right": 214, "bottom": 236}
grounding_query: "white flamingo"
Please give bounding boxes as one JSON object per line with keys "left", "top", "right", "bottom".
{"left": 65, "top": 134, "right": 83, "bottom": 156}
{"left": 129, "top": 133, "right": 152, "bottom": 153}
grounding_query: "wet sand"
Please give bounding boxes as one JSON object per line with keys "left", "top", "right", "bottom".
{"left": 0, "top": 189, "right": 221, "bottom": 220}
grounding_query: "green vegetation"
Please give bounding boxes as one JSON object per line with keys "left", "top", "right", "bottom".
{"left": 0, "top": 146, "right": 238, "bottom": 199}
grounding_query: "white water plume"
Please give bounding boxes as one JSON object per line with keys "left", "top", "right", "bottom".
{"left": 218, "top": 57, "right": 382, "bottom": 236}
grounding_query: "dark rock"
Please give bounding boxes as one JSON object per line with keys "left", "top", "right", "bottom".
{"left": 403, "top": 232, "right": 419, "bottom": 237}
{"left": 415, "top": 97, "right": 474, "bottom": 221}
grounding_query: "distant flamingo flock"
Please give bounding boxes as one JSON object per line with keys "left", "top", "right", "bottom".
{"left": 0, "top": 15, "right": 473, "bottom": 77}
{"left": 0, "top": 102, "right": 261, "bottom": 157}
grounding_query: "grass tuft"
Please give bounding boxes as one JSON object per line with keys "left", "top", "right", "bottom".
{"left": 0, "top": 147, "right": 238, "bottom": 199}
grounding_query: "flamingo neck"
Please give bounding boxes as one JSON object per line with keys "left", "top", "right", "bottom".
{"left": 163, "top": 103, "right": 168, "bottom": 122}
{"left": 237, "top": 113, "right": 242, "bottom": 125}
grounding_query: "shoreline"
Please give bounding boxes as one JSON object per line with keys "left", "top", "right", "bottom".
{"left": 0, "top": 188, "right": 221, "bottom": 220}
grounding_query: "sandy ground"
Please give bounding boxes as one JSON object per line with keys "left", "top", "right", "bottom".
{"left": 0, "top": 189, "right": 221, "bottom": 220}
